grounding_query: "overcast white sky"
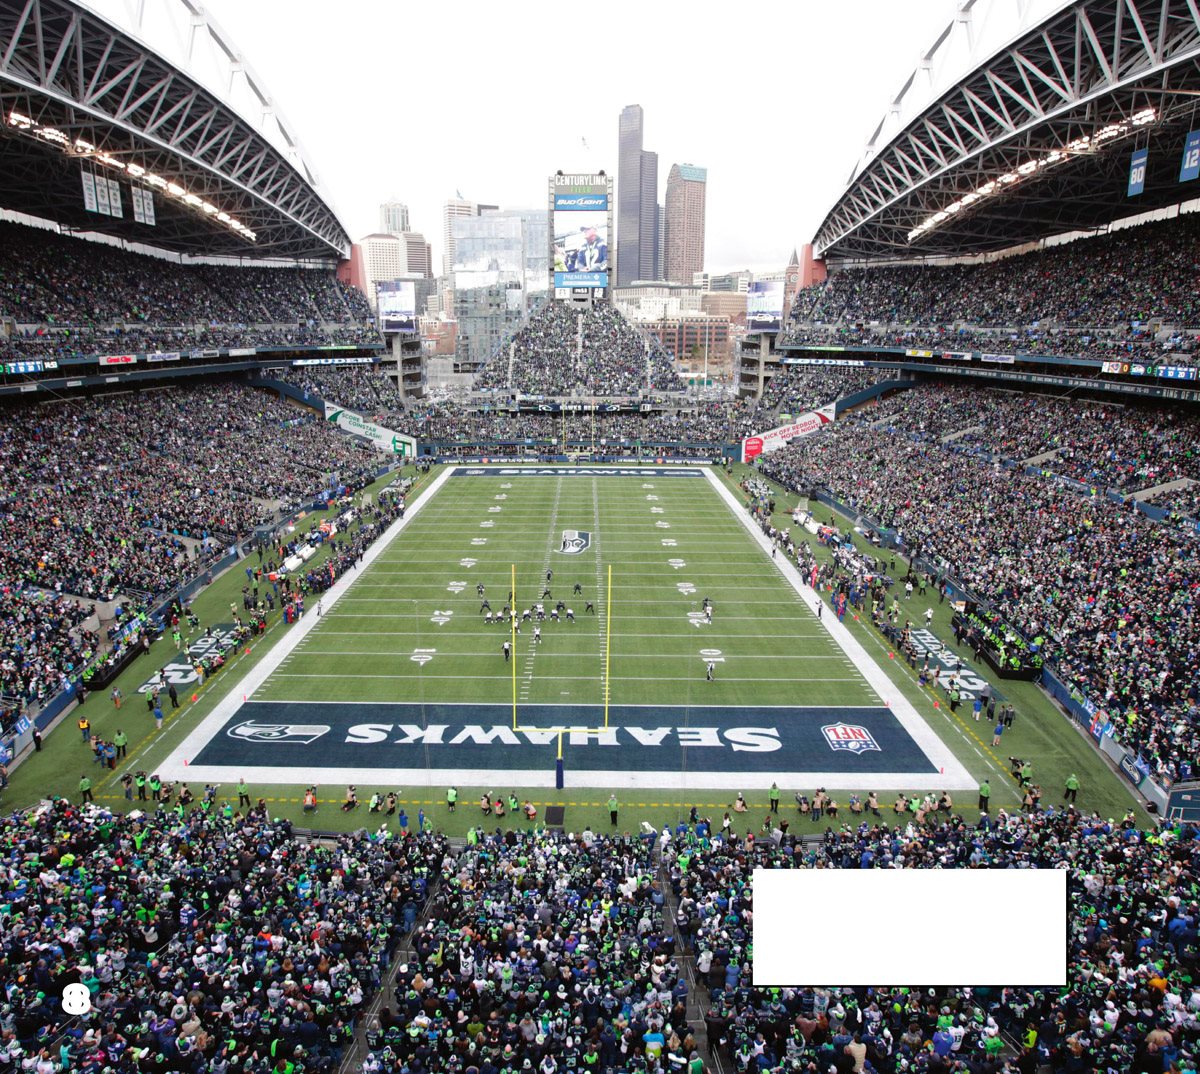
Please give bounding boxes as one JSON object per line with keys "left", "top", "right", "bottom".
{"left": 198, "top": 0, "right": 965, "bottom": 272}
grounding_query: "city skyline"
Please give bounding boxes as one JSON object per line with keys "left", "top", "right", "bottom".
{"left": 198, "top": 0, "right": 962, "bottom": 273}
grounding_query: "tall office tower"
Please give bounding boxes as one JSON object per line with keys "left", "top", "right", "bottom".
{"left": 380, "top": 200, "right": 410, "bottom": 235}
{"left": 617, "top": 105, "right": 660, "bottom": 285}
{"left": 663, "top": 164, "right": 707, "bottom": 285}
{"left": 442, "top": 197, "right": 499, "bottom": 277}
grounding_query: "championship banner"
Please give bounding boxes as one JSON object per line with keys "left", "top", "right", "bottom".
{"left": 741, "top": 404, "right": 835, "bottom": 463}
{"left": 324, "top": 404, "right": 415, "bottom": 456}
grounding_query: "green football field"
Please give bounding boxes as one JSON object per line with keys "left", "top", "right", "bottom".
{"left": 265, "top": 470, "right": 876, "bottom": 708}
{"left": 4, "top": 462, "right": 1149, "bottom": 835}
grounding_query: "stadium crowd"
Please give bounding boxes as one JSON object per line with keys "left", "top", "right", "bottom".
{"left": 0, "top": 223, "right": 380, "bottom": 362}
{"left": 6, "top": 800, "right": 1195, "bottom": 1074}
{"left": 780, "top": 214, "right": 1200, "bottom": 366}
{"left": 473, "top": 303, "right": 685, "bottom": 396}
{"left": 758, "top": 382, "right": 1200, "bottom": 784}
{"left": 0, "top": 381, "right": 394, "bottom": 727}
{"left": 777, "top": 324, "right": 1191, "bottom": 367}
{"left": 277, "top": 368, "right": 407, "bottom": 420}
{"left": 0, "top": 799, "right": 447, "bottom": 1074}
{"left": 670, "top": 805, "right": 1200, "bottom": 1074}
{"left": 787, "top": 214, "right": 1200, "bottom": 328}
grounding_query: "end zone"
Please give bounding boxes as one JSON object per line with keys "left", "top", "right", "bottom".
{"left": 159, "top": 700, "right": 952, "bottom": 790}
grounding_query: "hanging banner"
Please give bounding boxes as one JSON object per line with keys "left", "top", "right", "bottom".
{"left": 741, "top": 404, "right": 835, "bottom": 463}
{"left": 1181, "top": 131, "right": 1200, "bottom": 182}
{"left": 324, "top": 404, "right": 415, "bottom": 456}
{"left": 1128, "top": 148, "right": 1148, "bottom": 196}
{"left": 81, "top": 169, "right": 98, "bottom": 213}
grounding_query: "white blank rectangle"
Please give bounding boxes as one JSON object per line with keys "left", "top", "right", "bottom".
{"left": 753, "top": 868, "right": 1066, "bottom": 986}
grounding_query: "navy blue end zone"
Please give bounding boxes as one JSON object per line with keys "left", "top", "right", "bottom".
{"left": 191, "top": 701, "right": 937, "bottom": 776}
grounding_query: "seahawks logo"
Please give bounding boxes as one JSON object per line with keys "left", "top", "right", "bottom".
{"left": 558, "top": 530, "right": 591, "bottom": 555}
{"left": 226, "top": 721, "right": 330, "bottom": 745}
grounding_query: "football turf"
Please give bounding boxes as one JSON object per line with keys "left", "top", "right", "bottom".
{"left": 2, "top": 462, "right": 1149, "bottom": 835}
{"left": 162, "top": 464, "right": 971, "bottom": 791}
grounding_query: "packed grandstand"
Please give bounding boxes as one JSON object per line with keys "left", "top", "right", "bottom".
{"left": 3, "top": 0, "right": 1200, "bottom": 1073}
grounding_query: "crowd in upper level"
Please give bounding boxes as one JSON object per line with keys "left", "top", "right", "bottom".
{"left": 0, "top": 222, "right": 381, "bottom": 362}
{"left": 473, "top": 303, "right": 685, "bottom": 396}
{"left": 780, "top": 214, "right": 1200, "bottom": 367}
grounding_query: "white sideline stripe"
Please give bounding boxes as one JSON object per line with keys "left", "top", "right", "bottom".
{"left": 265, "top": 673, "right": 865, "bottom": 683}
{"left": 162, "top": 765, "right": 955, "bottom": 791}
{"left": 702, "top": 469, "right": 975, "bottom": 791}
{"left": 160, "top": 467, "right": 456, "bottom": 778}
{"left": 289, "top": 650, "right": 853, "bottom": 660}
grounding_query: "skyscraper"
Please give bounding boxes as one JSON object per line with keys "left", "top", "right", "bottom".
{"left": 617, "top": 106, "right": 659, "bottom": 286}
{"left": 380, "top": 199, "right": 410, "bottom": 235}
{"left": 663, "top": 164, "right": 707, "bottom": 285}
{"left": 442, "top": 197, "right": 499, "bottom": 277}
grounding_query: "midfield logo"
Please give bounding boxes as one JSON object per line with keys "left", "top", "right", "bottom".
{"left": 558, "top": 529, "right": 591, "bottom": 555}
{"left": 821, "top": 724, "right": 882, "bottom": 754}
{"left": 227, "top": 721, "right": 330, "bottom": 745}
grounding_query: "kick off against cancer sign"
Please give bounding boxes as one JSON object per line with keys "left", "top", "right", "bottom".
{"left": 741, "top": 404, "right": 835, "bottom": 462}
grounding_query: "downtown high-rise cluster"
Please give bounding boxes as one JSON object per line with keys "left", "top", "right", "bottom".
{"left": 616, "top": 105, "right": 706, "bottom": 287}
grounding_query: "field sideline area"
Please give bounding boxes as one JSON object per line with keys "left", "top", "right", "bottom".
{"left": 4, "top": 462, "right": 1143, "bottom": 832}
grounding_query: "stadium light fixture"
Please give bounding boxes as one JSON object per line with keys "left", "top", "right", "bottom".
{"left": 4, "top": 109, "right": 257, "bottom": 243}
{"left": 907, "top": 108, "right": 1158, "bottom": 242}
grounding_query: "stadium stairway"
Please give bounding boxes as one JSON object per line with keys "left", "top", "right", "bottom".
{"left": 658, "top": 850, "right": 719, "bottom": 1072}
{"left": 337, "top": 854, "right": 444, "bottom": 1074}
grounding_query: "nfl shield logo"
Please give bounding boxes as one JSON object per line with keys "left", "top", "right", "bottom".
{"left": 821, "top": 723, "right": 881, "bottom": 754}
{"left": 226, "top": 721, "right": 330, "bottom": 745}
{"left": 558, "top": 529, "right": 591, "bottom": 555}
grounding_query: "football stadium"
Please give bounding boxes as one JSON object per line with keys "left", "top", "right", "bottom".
{"left": 2, "top": 0, "right": 1200, "bottom": 1071}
